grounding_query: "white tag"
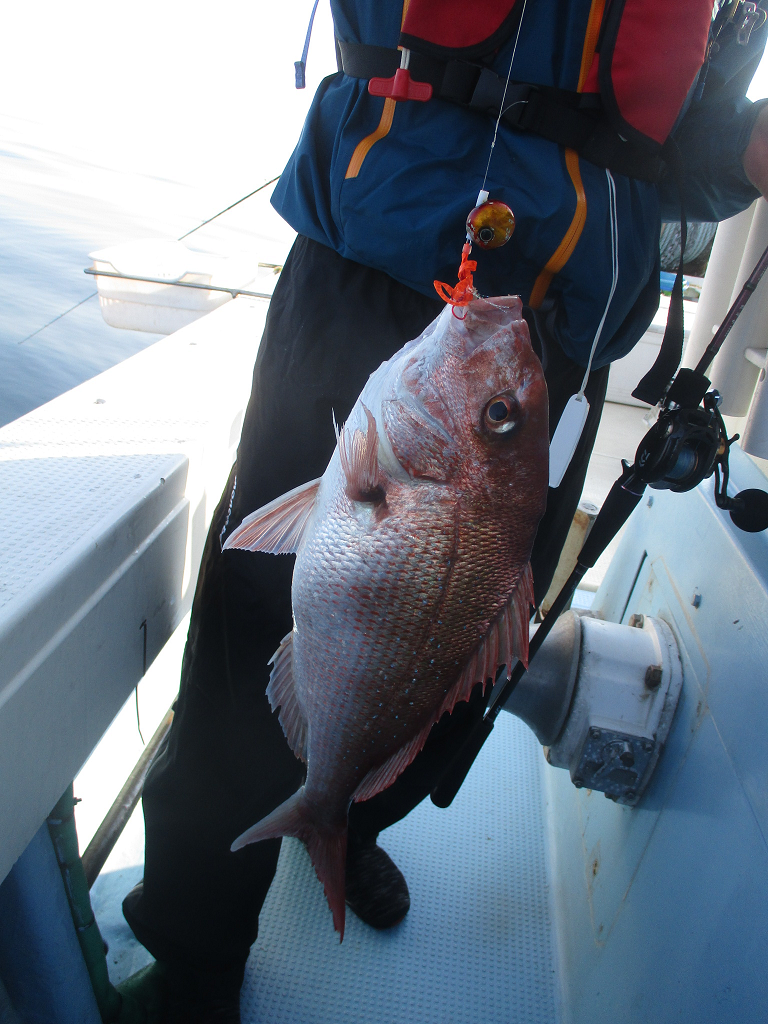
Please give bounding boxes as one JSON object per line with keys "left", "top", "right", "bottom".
{"left": 549, "top": 393, "right": 589, "bottom": 488}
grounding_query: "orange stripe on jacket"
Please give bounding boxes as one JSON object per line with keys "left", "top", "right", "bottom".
{"left": 529, "top": 0, "right": 606, "bottom": 309}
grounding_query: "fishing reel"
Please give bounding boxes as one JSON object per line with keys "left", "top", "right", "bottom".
{"left": 632, "top": 369, "right": 768, "bottom": 533}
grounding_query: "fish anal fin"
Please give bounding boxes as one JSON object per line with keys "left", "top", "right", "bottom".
{"left": 352, "top": 727, "right": 432, "bottom": 803}
{"left": 353, "top": 564, "right": 534, "bottom": 804}
{"left": 340, "top": 405, "right": 384, "bottom": 502}
{"left": 223, "top": 478, "right": 320, "bottom": 555}
{"left": 266, "top": 632, "right": 307, "bottom": 763}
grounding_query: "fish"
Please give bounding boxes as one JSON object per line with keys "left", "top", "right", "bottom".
{"left": 224, "top": 295, "right": 549, "bottom": 939}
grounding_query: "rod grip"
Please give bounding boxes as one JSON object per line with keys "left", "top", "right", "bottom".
{"left": 430, "top": 715, "right": 495, "bottom": 808}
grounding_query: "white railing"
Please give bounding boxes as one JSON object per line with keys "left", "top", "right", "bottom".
{"left": 0, "top": 296, "right": 267, "bottom": 885}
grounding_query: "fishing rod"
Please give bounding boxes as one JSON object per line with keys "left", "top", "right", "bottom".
{"left": 431, "top": 239, "right": 768, "bottom": 809}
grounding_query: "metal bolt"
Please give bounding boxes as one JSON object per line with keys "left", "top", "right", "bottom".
{"left": 691, "top": 589, "right": 702, "bottom": 609}
{"left": 589, "top": 727, "right": 601, "bottom": 740}
{"left": 625, "top": 790, "right": 637, "bottom": 801}
{"left": 573, "top": 776, "right": 584, "bottom": 789}
{"left": 642, "top": 739, "right": 655, "bottom": 754}
{"left": 619, "top": 746, "right": 635, "bottom": 768}
{"left": 645, "top": 665, "right": 663, "bottom": 689}
{"left": 628, "top": 613, "right": 645, "bottom": 628}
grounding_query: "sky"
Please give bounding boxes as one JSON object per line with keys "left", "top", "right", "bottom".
{"left": 2, "top": 0, "right": 767, "bottom": 198}
{"left": 0, "top": 1, "right": 339, "bottom": 198}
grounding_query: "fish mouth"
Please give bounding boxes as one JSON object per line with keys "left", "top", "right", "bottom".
{"left": 447, "top": 296, "right": 528, "bottom": 357}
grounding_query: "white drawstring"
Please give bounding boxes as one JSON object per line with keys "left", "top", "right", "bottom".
{"left": 579, "top": 168, "right": 619, "bottom": 397}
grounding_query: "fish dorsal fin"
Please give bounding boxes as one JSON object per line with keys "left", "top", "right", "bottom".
{"left": 339, "top": 405, "right": 384, "bottom": 501}
{"left": 352, "top": 563, "right": 534, "bottom": 804}
{"left": 223, "top": 478, "right": 321, "bottom": 554}
{"left": 382, "top": 398, "right": 458, "bottom": 482}
{"left": 266, "top": 632, "right": 308, "bottom": 762}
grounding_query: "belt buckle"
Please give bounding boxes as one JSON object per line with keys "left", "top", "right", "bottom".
{"left": 470, "top": 68, "right": 531, "bottom": 127}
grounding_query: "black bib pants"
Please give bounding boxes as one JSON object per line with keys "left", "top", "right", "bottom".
{"left": 123, "top": 235, "right": 608, "bottom": 968}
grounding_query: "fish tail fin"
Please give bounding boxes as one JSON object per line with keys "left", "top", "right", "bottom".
{"left": 306, "top": 826, "right": 348, "bottom": 941}
{"left": 230, "top": 786, "right": 348, "bottom": 941}
{"left": 230, "top": 786, "right": 307, "bottom": 850}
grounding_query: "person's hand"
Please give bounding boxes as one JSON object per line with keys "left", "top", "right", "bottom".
{"left": 743, "top": 103, "right": 768, "bottom": 199}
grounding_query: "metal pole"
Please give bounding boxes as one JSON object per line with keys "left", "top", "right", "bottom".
{"left": 82, "top": 708, "right": 174, "bottom": 889}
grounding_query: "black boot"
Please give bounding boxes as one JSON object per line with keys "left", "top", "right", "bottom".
{"left": 345, "top": 834, "right": 410, "bottom": 930}
{"left": 163, "top": 960, "right": 244, "bottom": 1024}
{"left": 118, "top": 958, "right": 244, "bottom": 1024}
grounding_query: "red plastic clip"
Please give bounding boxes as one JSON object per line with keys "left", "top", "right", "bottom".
{"left": 369, "top": 47, "right": 433, "bottom": 104}
{"left": 368, "top": 67, "right": 433, "bottom": 102}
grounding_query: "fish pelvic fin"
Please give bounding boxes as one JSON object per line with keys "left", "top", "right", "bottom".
{"left": 353, "top": 563, "right": 534, "bottom": 806}
{"left": 267, "top": 632, "right": 308, "bottom": 762}
{"left": 339, "top": 405, "right": 384, "bottom": 502}
{"left": 230, "top": 787, "right": 348, "bottom": 941}
{"left": 223, "top": 478, "right": 321, "bottom": 554}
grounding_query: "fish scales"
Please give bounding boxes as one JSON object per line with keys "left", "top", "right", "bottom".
{"left": 224, "top": 296, "right": 549, "bottom": 938}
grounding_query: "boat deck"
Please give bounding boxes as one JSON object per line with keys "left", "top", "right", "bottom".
{"left": 92, "top": 714, "right": 558, "bottom": 1023}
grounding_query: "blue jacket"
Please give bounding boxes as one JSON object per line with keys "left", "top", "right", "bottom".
{"left": 273, "top": 0, "right": 767, "bottom": 368}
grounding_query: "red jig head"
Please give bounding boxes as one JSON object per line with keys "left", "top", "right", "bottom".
{"left": 466, "top": 200, "right": 515, "bottom": 250}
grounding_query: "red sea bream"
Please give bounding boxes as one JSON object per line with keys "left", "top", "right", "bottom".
{"left": 224, "top": 295, "right": 549, "bottom": 938}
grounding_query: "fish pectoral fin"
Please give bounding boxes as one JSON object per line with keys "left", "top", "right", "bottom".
{"left": 223, "top": 478, "right": 321, "bottom": 554}
{"left": 267, "top": 632, "right": 308, "bottom": 762}
{"left": 339, "top": 404, "right": 384, "bottom": 502}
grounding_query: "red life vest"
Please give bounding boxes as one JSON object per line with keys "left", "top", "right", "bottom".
{"left": 399, "top": 0, "right": 715, "bottom": 149}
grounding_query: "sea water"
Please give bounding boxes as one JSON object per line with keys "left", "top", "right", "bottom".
{"left": 0, "top": 0, "right": 337, "bottom": 429}
{"left": 0, "top": 114, "right": 302, "bottom": 429}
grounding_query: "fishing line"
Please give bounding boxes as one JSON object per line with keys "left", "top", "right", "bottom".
{"left": 17, "top": 291, "right": 98, "bottom": 345}
{"left": 480, "top": 0, "right": 530, "bottom": 194}
{"left": 178, "top": 175, "right": 281, "bottom": 240}
{"left": 19, "top": 177, "right": 281, "bottom": 347}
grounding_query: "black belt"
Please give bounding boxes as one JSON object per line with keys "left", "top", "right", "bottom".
{"left": 338, "top": 41, "right": 665, "bottom": 183}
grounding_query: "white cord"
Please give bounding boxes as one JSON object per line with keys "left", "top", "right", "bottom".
{"left": 578, "top": 168, "right": 619, "bottom": 397}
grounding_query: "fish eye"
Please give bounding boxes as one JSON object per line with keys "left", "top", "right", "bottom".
{"left": 483, "top": 393, "right": 521, "bottom": 434}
